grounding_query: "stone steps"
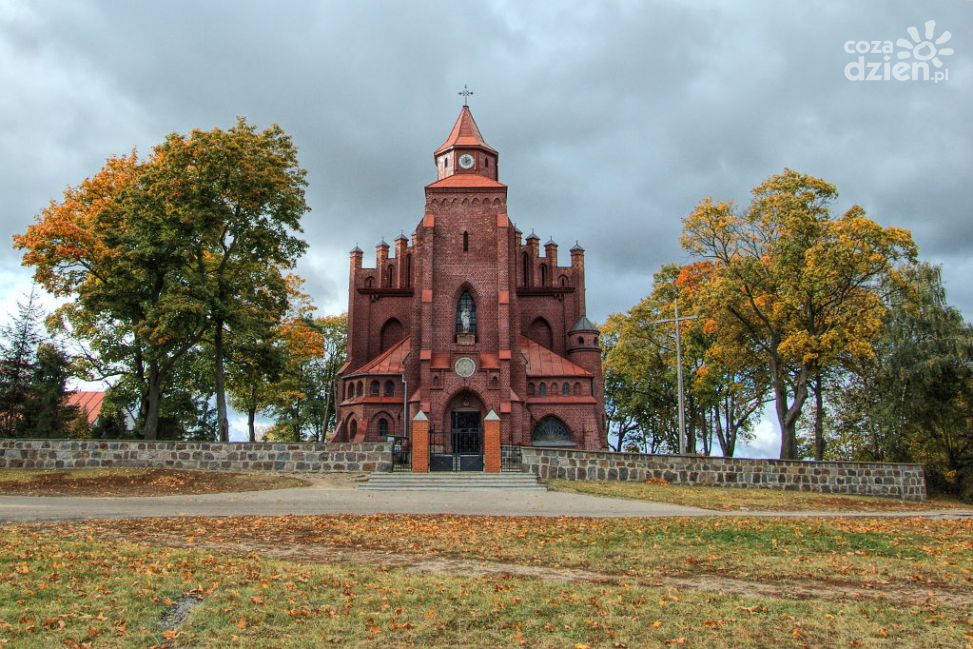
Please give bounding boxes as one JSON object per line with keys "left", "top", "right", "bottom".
{"left": 359, "top": 472, "right": 546, "bottom": 491}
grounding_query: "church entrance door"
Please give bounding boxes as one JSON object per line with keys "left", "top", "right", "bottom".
{"left": 430, "top": 409, "right": 483, "bottom": 471}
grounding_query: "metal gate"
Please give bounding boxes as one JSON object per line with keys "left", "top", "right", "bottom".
{"left": 429, "top": 411, "right": 483, "bottom": 471}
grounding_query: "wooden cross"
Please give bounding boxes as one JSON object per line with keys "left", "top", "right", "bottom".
{"left": 458, "top": 84, "right": 474, "bottom": 106}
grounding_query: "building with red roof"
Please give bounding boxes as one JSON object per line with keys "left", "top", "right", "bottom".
{"left": 66, "top": 391, "right": 106, "bottom": 425}
{"left": 334, "top": 105, "right": 606, "bottom": 457}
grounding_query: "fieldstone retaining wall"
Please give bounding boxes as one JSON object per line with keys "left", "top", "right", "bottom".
{"left": 0, "top": 439, "right": 393, "bottom": 473}
{"left": 521, "top": 448, "right": 927, "bottom": 501}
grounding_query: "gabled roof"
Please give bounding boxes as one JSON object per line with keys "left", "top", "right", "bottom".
{"left": 349, "top": 337, "right": 410, "bottom": 375}
{"left": 434, "top": 106, "right": 498, "bottom": 155}
{"left": 520, "top": 336, "right": 592, "bottom": 378}
{"left": 67, "top": 391, "right": 106, "bottom": 424}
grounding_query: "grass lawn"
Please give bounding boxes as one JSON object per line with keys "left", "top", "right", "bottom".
{"left": 1, "top": 515, "right": 971, "bottom": 648}
{"left": 547, "top": 480, "right": 973, "bottom": 513}
{"left": 0, "top": 468, "right": 309, "bottom": 497}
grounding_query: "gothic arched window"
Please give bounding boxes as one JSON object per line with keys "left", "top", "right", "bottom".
{"left": 540, "top": 264, "right": 548, "bottom": 286}
{"left": 538, "top": 383, "right": 547, "bottom": 396}
{"left": 456, "top": 290, "right": 477, "bottom": 337}
{"left": 378, "top": 418, "right": 389, "bottom": 436}
{"left": 522, "top": 252, "right": 530, "bottom": 287}
{"left": 370, "top": 380, "right": 380, "bottom": 395}
{"left": 387, "top": 264, "right": 395, "bottom": 287}
{"left": 463, "top": 231, "right": 469, "bottom": 252}
{"left": 384, "top": 380, "right": 395, "bottom": 396}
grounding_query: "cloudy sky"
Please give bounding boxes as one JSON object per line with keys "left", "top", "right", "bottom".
{"left": 1, "top": 1, "right": 970, "bottom": 452}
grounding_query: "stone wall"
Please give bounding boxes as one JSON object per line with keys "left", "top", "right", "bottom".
{"left": 0, "top": 439, "right": 393, "bottom": 473}
{"left": 520, "top": 448, "right": 927, "bottom": 501}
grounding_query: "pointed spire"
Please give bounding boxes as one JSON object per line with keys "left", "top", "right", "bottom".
{"left": 395, "top": 232, "right": 408, "bottom": 242}
{"left": 545, "top": 236, "right": 557, "bottom": 246}
{"left": 570, "top": 240, "right": 584, "bottom": 252}
{"left": 350, "top": 244, "right": 362, "bottom": 254}
{"left": 526, "top": 230, "right": 540, "bottom": 241}
{"left": 435, "top": 105, "right": 497, "bottom": 155}
{"left": 377, "top": 238, "right": 388, "bottom": 248}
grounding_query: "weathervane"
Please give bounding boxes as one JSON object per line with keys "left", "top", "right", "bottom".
{"left": 458, "top": 84, "right": 474, "bottom": 106}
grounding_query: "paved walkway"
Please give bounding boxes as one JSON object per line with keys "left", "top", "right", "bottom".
{"left": 0, "top": 480, "right": 712, "bottom": 522}
{"left": 0, "top": 480, "right": 968, "bottom": 522}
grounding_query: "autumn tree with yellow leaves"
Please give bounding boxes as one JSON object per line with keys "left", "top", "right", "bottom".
{"left": 604, "top": 265, "right": 767, "bottom": 456}
{"left": 681, "top": 169, "right": 916, "bottom": 460}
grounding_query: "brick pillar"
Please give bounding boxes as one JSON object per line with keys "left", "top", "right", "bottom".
{"left": 411, "top": 411, "right": 429, "bottom": 473}
{"left": 484, "top": 410, "right": 501, "bottom": 473}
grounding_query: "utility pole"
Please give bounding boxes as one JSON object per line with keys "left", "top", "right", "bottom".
{"left": 650, "top": 297, "right": 698, "bottom": 455}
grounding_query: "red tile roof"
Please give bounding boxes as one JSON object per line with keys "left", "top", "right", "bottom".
{"left": 67, "top": 391, "right": 106, "bottom": 424}
{"left": 434, "top": 105, "right": 497, "bottom": 155}
{"left": 425, "top": 174, "right": 506, "bottom": 190}
{"left": 520, "top": 337, "right": 592, "bottom": 378}
{"left": 350, "top": 337, "right": 410, "bottom": 375}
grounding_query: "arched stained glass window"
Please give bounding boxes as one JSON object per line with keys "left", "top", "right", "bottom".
{"left": 531, "top": 416, "right": 574, "bottom": 447}
{"left": 456, "top": 290, "right": 477, "bottom": 337}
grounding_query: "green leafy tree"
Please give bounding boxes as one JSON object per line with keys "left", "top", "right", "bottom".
{"left": 17, "top": 343, "right": 79, "bottom": 438}
{"left": 155, "top": 119, "right": 309, "bottom": 441}
{"left": 0, "top": 286, "right": 45, "bottom": 435}
{"left": 226, "top": 310, "right": 288, "bottom": 443}
{"left": 255, "top": 280, "right": 347, "bottom": 442}
{"left": 829, "top": 263, "right": 973, "bottom": 498}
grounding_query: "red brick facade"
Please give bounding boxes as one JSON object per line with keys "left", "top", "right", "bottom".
{"left": 334, "top": 106, "right": 606, "bottom": 451}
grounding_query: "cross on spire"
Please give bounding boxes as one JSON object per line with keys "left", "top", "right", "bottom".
{"left": 458, "top": 84, "right": 474, "bottom": 106}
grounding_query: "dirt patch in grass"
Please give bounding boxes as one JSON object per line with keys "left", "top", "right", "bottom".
{"left": 0, "top": 468, "right": 309, "bottom": 497}
{"left": 80, "top": 531, "right": 973, "bottom": 610}
{"left": 548, "top": 479, "right": 973, "bottom": 512}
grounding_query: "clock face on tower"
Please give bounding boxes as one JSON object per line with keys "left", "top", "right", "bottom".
{"left": 458, "top": 153, "right": 475, "bottom": 169}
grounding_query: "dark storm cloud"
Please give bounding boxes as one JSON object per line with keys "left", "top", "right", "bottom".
{"left": 2, "top": 0, "right": 971, "bottom": 327}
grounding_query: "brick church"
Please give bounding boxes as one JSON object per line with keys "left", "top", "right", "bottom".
{"left": 334, "top": 104, "right": 606, "bottom": 465}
